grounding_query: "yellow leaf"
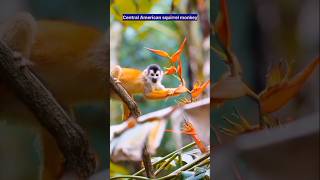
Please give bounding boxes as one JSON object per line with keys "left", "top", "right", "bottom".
{"left": 260, "top": 57, "right": 319, "bottom": 113}
{"left": 110, "top": 162, "right": 129, "bottom": 177}
{"left": 110, "top": 0, "right": 159, "bottom": 30}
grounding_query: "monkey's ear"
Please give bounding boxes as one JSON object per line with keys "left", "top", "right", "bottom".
{"left": 143, "top": 68, "right": 149, "bottom": 76}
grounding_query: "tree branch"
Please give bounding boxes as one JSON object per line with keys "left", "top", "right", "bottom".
{"left": 0, "top": 41, "right": 95, "bottom": 178}
{"left": 109, "top": 75, "right": 155, "bottom": 178}
{"left": 109, "top": 76, "right": 141, "bottom": 118}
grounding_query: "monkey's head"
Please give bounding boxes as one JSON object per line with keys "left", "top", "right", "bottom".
{"left": 143, "top": 64, "right": 164, "bottom": 84}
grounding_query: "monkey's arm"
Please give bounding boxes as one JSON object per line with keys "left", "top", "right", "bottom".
{"left": 144, "top": 85, "right": 189, "bottom": 100}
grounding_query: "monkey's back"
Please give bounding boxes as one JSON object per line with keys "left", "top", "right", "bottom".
{"left": 30, "top": 20, "right": 107, "bottom": 105}
{"left": 110, "top": 68, "right": 145, "bottom": 99}
{"left": 0, "top": 20, "right": 107, "bottom": 116}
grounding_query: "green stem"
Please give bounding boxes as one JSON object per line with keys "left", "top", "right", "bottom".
{"left": 154, "top": 153, "right": 179, "bottom": 176}
{"left": 169, "top": 152, "right": 210, "bottom": 176}
{"left": 110, "top": 175, "right": 150, "bottom": 180}
{"left": 187, "top": 157, "right": 210, "bottom": 171}
{"left": 133, "top": 142, "right": 196, "bottom": 176}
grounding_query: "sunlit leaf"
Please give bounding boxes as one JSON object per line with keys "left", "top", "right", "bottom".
{"left": 110, "top": 0, "right": 159, "bottom": 30}
{"left": 259, "top": 57, "right": 319, "bottom": 113}
{"left": 110, "top": 162, "right": 129, "bottom": 177}
{"left": 110, "top": 119, "right": 167, "bottom": 161}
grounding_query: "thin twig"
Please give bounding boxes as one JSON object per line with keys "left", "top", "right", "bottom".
{"left": 154, "top": 153, "right": 179, "bottom": 176}
{"left": 142, "top": 143, "right": 155, "bottom": 178}
{"left": 133, "top": 142, "right": 196, "bottom": 176}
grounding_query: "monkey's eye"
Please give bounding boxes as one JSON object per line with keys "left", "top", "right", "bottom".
{"left": 150, "top": 73, "right": 155, "bottom": 76}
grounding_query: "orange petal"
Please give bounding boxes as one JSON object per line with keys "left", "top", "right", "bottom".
{"left": 191, "top": 80, "right": 210, "bottom": 98}
{"left": 145, "top": 47, "right": 170, "bottom": 58}
{"left": 182, "top": 121, "right": 208, "bottom": 153}
{"left": 260, "top": 57, "right": 319, "bottom": 113}
{"left": 215, "top": 0, "right": 231, "bottom": 49}
{"left": 170, "top": 37, "right": 187, "bottom": 63}
{"left": 165, "top": 66, "right": 177, "bottom": 75}
{"left": 266, "top": 59, "right": 290, "bottom": 88}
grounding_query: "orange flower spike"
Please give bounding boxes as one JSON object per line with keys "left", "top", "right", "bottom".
{"left": 215, "top": 0, "right": 231, "bottom": 49}
{"left": 182, "top": 121, "right": 208, "bottom": 153}
{"left": 145, "top": 47, "right": 170, "bottom": 58}
{"left": 177, "top": 59, "right": 182, "bottom": 77}
{"left": 260, "top": 57, "right": 320, "bottom": 113}
{"left": 165, "top": 66, "right": 177, "bottom": 75}
{"left": 170, "top": 37, "right": 187, "bottom": 63}
{"left": 191, "top": 80, "right": 210, "bottom": 98}
{"left": 165, "top": 120, "right": 208, "bottom": 153}
{"left": 176, "top": 59, "right": 185, "bottom": 84}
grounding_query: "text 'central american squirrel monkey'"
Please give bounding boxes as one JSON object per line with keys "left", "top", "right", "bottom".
{"left": 0, "top": 12, "right": 107, "bottom": 179}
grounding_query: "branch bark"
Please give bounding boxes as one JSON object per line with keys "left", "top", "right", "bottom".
{"left": 109, "top": 75, "right": 141, "bottom": 118}
{"left": 0, "top": 41, "right": 95, "bottom": 178}
{"left": 109, "top": 75, "right": 154, "bottom": 178}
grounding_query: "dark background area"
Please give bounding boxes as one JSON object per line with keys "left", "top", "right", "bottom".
{"left": 0, "top": 0, "right": 109, "bottom": 179}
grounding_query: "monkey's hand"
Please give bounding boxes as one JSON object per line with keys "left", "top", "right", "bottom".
{"left": 12, "top": 51, "right": 33, "bottom": 68}
{"left": 144, "top": 86, "right": 188, "bottom": 100}
{"left": 110, "top": 65, "right": 122, "bottom": 83}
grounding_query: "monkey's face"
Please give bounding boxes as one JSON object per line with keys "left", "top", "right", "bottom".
{"left": 144, "top": 64, "right": 163, "bottom": 84}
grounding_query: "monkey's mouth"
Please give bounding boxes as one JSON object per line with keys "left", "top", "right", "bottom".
{"left": 152, "top": 78, "right": 157, "bottom": 83}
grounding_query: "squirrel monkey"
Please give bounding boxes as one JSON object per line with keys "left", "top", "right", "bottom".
{"left": 0, "top": 12, "right": 107, "bottom": 179}
{"left": 111, "top": 64, "right": 178, "bottom": 119}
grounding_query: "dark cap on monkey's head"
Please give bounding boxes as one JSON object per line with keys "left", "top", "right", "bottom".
{"left": 146, "top": 64, "right": 162, "bottom": 73}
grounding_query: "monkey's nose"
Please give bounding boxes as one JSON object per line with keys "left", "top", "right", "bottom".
{"left": 152, "top": 78, "right": 157, "bottom": 83}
